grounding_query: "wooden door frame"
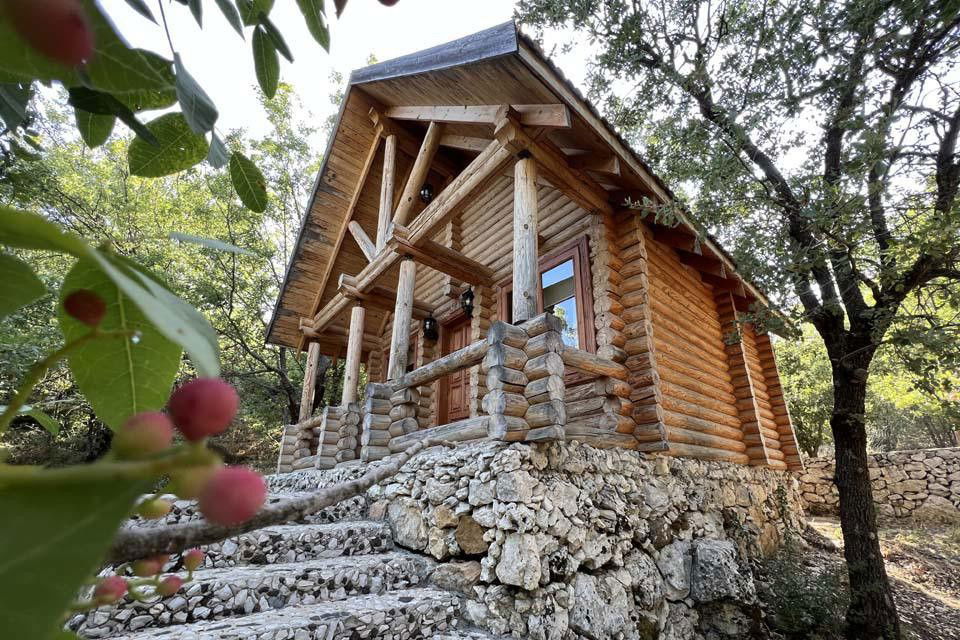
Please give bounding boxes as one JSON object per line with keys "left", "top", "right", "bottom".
{"left": 435, "top": 311, "right": 471, "bottom": 426}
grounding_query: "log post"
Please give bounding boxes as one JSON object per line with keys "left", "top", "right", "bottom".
{"left": 341, "top": 305, "right": 366, "bottom": 406}
{"left": 394, "top": 121, "right": 442, "bottom": 227}
{"left": 521, "top": 313, "right": 566, "bottom": 441}
{"left": 335, "top": 403, "right": 361, "bottom": 464}
{"left": 513, "top": 156, "right": 539, "bottom": 323}
{"left": 482, "top": 321, "right": 530, "bottom": 440}
{"left": 313, "top": 406, "right": 341, "bottom": 470}
{"left": 387, "top": 256, "right": 417, "bottom": 381}
{"left": 376, "top": 134, "right": 397, "bottom": 250}
{"left": 298, "top": 342, "right": 322, "bottom": 423}
{"left": 361, "top": 383, "right": 393, "bottom": 462}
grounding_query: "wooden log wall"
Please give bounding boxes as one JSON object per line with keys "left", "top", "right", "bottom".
{"left": 742, "top": 325, "right": 803, "bottom": 471}
{"left": 361, "top": 383, "right": 392, "bottom": 462}
{"left": 335, "top": 403, "right": 361, "bottom": 463}
{"left": 481, "top": 321, "right": 530, "bottom": 441}
{"left": 314, "top": 405, "right": 340, "bottom": 470}
{"left": 641, "top": 224, "right": 749, "bottom": 465}
{"left": 275, "top": 422, "right": 300, "bottom": 473}
{"left": 613, "top": 213, "right": 668, "bottom": 451}
{"left": 520, "top": 314, "right": 565, "bottom": 442}
{"left": 588, "top": 214, "right": 628, "bottom": 364}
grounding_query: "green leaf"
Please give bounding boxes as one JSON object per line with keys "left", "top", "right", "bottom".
{"left": 230, "top": 152, "right": 268, "bottom": 213}
{"left": 170, "top": 231, "right": 255, "bottom": 255}
{"left": 252, "top": 27, "right": 279, "bottom": 99}
{"left": 128, "top": 113, "right": 209, "bottom": 177}
{"left": 0, "top": 473, "right": 150, "bottom": 640}
{"left": 116, "top": 84, "right": 177, "bottom": 113}
{"left": 259, "top": 15, "right": 294, "bottom": 62}
{"left": 214, "top": 0, "right": 245, "bottom": 37}
{"left": 74, "top": 109, "right": 115, "bottom": 148}
{"left": 0, "top": 206, "right": 89, "bottom": 256}
{"left": 0, "top": 82, "right": 32, "bottom": 130}
{"left": 58, "top": 258, "right": 183, "bottom": 430}
{"left": 237, "top": 0, "right": 275, "bottom": 25}
{"left": 207, "top": 132, "right": 229, "bottom": 169}
{"left": 68, "top": 87, "right": 158, "bottom": 145}
{"left": 173, "top": 54, "right": 218, "bottom": 134}
{"left": 90, "top": 253, "right": 220, "bottom": 378}
{"left": 0, "top": 253, "right": 45, "bottom": 319}
{"left": 297, "top": 0, "right": 330, "bottom": 51}
{"left": 123, "top": 0, "right": 157, "bottom": 22}
{"left": 21, "top": 406, "right": 60, "bottom": 435}
{"left": 181, "top": 0, "right": 203, "bottom": 26}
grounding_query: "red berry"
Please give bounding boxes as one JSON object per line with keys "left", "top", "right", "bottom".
{"left": 113, "top": 412, "right": 174, "bottom": 459}
{"left": 5, "top": 0, "right": 94, "bottom": 66}
{"left": 168, "top": 378, "right": 239, "bottom": 441}
{"left": 169, "top": 463, "right": 219, "bottom": 499}
{"left": 63, "top": 289, "right": 106, "bottom": 327}
{"left": 93, "top": 576, "right": 127, "bottom": 604}
{"left": 156, "top": 575, "right": 184, "bottom": 597}
{"left": 131, "top": 554, "right": 168, "bottom": 577}
{"left": 198, "top": 466, "right": 266, "bottom": 526}
{"left": 136, "top": 498, "right": 172, "bottom": 520}
{"left": 183, "top": 548, "right": 204, "bottom": 571}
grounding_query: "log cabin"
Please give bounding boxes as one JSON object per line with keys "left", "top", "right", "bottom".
{"left": 267, "top": 22, "right": 803, "bottom": 474}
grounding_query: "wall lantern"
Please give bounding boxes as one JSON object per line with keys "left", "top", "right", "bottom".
{"left": 423, "top": 315, "right": 439, "bottom": 341}
{"left": 419, "top": 183, "right": 434, "bottom": 204}
{"left": 460, "top": 287, "right": 475, "bottom": 319}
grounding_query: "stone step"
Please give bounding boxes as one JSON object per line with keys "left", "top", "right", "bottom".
{"left": 175, "top": 521, "right": 394, "bottom": 570}
{"left": 125, "top": 493, "right": 368, "bottom": 529}
{"left": 103, "top": 588, "right": 464, "bottom": 639}
{"left": 69, "top": 553, "right": 436, "bottom": 637}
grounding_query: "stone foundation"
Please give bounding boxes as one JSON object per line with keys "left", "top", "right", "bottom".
{"left": 799, "top": 447, "right": 960, "bottom": 523}
{"left": 370, "top": 440, "right": 805, "bottom": 639}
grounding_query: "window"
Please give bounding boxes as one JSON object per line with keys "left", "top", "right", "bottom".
{"left": 499, "top": 236, "right": 595, "bottom": 353}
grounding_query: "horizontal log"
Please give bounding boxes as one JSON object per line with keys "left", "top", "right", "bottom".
{"left": 485, "top": 365, "right": 529, "bottom": 392}
{"left": 483, "top": 390, "right": 530, "bottom": 417}
{"left": 524, "top": 352, "right": 565, "bottom": 380}
{"left": 526, "top": 331, "right": 563, "bottom": 358}
{"left": 292, "top": 455, "right": 318, "bottom": 470}
{"left": 389, "top": 404, "right": 418, "bottom": 420}
{"left": 664, "top": 442, "right": 749, "bottom": 465}
{"left": 386, "top": 103, "right": 571, "bottom": 128}
{"left": 390, "top": 417, "right": 419, "bottom": 436}
{"left": 359, "top": 445, "right": 390, "bottom": 459}
{"left": 363, "top": 413, "right": 392, "bottom": 430}
{"left": 488, "top": 414, "right": 529, "bottom": 440}
{"left": 666, "top": 425, "right": 746, "bottom": 452}
{"left": 527, "top": 375, "right": 566, "bottom": 402}
{"left": 482, "top": 342, "right": 528, "bottom": 372}
{"left": 388, "top": 416, "right": 490, "bottom": 451}
{"left": 522, "top": 312, "right": 563, "bottom": 338}
{"left": 526, "top": 399, "right": 566, "bottom": 428}
{"left": 561, "top": 347, "right": 629, "bottom": 380}
{"left": 564, "top": 425, "right": 638, "bottom": 449}
{"left": 393, "top": 340, "right": 488, "bottom": 390}
{"left": 525, "top": 425, "right": 565, "bottom": 442}
{"left": 361, "top": 429, "right": 392, "bottom": 447}
{"left": 487, "top": 321, "right": 529, "bottom": 349}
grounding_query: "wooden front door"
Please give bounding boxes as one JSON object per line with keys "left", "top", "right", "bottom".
{"left": 438, "top": 316, "right": 471, "bottom": 424}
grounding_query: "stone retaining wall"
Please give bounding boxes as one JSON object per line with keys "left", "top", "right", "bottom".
{"left": 370, "top": 440, "right": 805, "bottom": 640}
{"left": 799, "top": 447, "right": 960, "bottom": 523}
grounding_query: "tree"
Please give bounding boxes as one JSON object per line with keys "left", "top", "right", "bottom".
{"left": 517, "top": 1, "right": 960, "bottom": 637}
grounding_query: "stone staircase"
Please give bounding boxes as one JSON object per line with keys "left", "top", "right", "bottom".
{"left": 67, "top": 469, "right": 500, "bottom": 640}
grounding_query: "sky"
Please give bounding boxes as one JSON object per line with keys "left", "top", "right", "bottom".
{"left": 104, "top": 0, "right": 586, "bottom": 149}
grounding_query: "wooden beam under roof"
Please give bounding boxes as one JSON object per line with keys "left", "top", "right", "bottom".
{"left": 386, "top": 104, "right": 571, "bottom": 128}
{"left": 677, "top": 250, "right": 726, "bottom": 278}
{"left": 390, "top": 224, "right": 494, "bottom": 286}
{"left": 394, "top": 121, "right": 443, "bottom": 227}
{"left": 368, "top": 108, "right": 460, "bottom": 179}
{"left": 652, "top": 226, "right": 702, "bottom": 254}
{"left": 338, "top": 274, "right": 432, "bottom": 319}
{"left": 439, "top": 134, "right": 491, "bottom": 153}
{"left": 568, "top": 152, "right": 621, "bottom": 176}
{"left": 348, "top": 221, "right": 376, "bottom": 262}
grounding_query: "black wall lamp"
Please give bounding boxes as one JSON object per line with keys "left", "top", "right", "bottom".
{"left": 423, "top": 315, "right": 438, "bottom": 341}
{"left": 460, "top": 287, "right": 475, "bottom": 319}
{"left": 419, "top": 183, "right": 434, "bottom": 204}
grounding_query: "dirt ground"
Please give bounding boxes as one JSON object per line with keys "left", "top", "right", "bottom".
{"left": 805, "top": 517, "right": 960, "bottom": 640}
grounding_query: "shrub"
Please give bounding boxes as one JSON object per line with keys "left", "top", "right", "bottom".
{"left": 763, "top": 543, "right": 848, "bottom": 639}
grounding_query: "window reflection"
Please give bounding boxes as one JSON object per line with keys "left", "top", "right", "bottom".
{"left": 541, "top": 259, "right": 579, "bottom": 348}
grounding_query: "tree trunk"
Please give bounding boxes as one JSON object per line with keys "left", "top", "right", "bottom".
{"left": 831, "top": 363, "right": 901, "bottom": 639}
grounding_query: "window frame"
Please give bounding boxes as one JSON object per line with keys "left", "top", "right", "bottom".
{"left": 497, "top": 235, "right": 596, "bottom": 355}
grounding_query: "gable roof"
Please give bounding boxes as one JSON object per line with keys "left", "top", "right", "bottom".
{"left": 266, "top": 21, "right": 770, "bottom": 350}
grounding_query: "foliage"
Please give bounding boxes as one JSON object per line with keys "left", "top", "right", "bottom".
{"left": 764, "top": 542, "right": 848, "bottom": 639}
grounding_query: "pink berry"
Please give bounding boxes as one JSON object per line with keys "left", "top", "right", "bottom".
{"left": 93, "top": 576, "right": 127, "bottom": 604}
{"left": 156, "top": 575, "right": 184, "bottom": 597}
{"left": 5, "top": 0, "right": 94, "bottom": 66}
{"left": 167, "top": 378, "right": 239, "bottom": 441}
{"left": 132, "top": 555, "right": 167, "bottom": 577}
{"left": 198, "top": 466, "right": 266, "bottom": 526}
{"left": 63, "top": 289, "right": 106, "bottom": 326}
{"left": 113, "top": 412, "right": 174, "bottom": 459}
{"left": 136, "top": 498, "right": 172, "bottom": 520}
{"left": 169, "top": 464, "right": 219, "bottom": 500}
{"left": 183, "top": 548, "right": 204, "bottom": 571}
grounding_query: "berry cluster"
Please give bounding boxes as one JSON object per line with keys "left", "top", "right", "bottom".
{"left": 91, "top": 549, "right": 205, "bottom": 605}
{"left": 116, "top": 377, "right": 265, "bottom": 527}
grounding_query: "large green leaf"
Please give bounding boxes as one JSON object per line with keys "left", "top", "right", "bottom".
{"left": 252, "top": 27, "right": 279, "bottom": 99}
{"left": 92, "top": 253, "right": 220, "bottom": 378}
{"left": 22, "top": 407, "right": 60, "bottom": 436}
{"left": 215, "top": 0, "right": 245, "bottom": 36}
{"left": 237, "top": 0, "right": 275, "bottom": 25}
{"left": 170, "top": 231, "right": 255, "bottom": 255}
{"left": 68, "top": 87, "right": 158, "bottom": 145}
{"left": 297, "top": 0, "right": 330, "bottom": 51}
{"left": 58, "top": 259, "right": 182, "bottom": 430}
{"left": 74, "top": 109, "right": 115, "bottom": 148}
{"left": 0, "top": 474, "right": 150, "bottom": 639}
{"left": 0, "top": 82, "right": 32, "bottom": 130}
{"left": 0, "top": 206, "right": 89, "bottom": 256}
{"left": 207, "top": 132, "right": 229, "bottom": 169}
{"left": 128, "top": 113, "right": 209, "bottom": 177}
{"left": 123, "top": 0, "right": 157, "bottom": 22}
{"left": 260, "top": 15, "right": 293, "bottom": 62}
{"left": 0, "top": 253, "right": 45, "bottom": 319}
{"left": 230, "top": 152, "right": 268, "bottom": 213}
{"left": 173, "top": 54, "right": 218, "bottom": 134}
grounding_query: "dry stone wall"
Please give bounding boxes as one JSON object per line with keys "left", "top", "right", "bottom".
{"left": 369, "top": 440, "right": 805, "bottom": 640}
{"left": 799, "top": 446, "right": 960, "bottom": 523}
